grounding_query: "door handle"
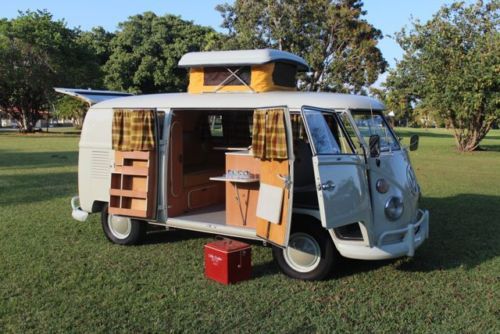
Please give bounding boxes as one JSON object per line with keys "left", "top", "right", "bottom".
{"left": 318, "top": 180, "right": 336, "bottom": 192}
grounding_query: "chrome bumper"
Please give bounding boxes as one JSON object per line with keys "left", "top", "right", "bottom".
{"left": 336, "top": 209, "right": 429, "bottom": 260}
{"left": 71, "top": 196, "right": 89, "bottom": 222}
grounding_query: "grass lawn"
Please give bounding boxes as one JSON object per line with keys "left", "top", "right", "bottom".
{"left": 0, "top": 128, "right": 499, "bottom": 333}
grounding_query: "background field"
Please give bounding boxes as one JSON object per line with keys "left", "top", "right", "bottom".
{"left": 0, "top": 128, "right": 499, "bottom": 333}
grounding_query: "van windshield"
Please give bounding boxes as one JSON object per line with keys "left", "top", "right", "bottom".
{"left": 350, "top": 110, "right": 400, "bottom": 152}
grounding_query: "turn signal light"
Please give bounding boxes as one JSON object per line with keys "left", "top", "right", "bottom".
{"left": 376, "top": 179, "right": 390, "bottom": 193}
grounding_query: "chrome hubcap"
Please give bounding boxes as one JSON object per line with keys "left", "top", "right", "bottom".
{"left": 283, "top": 232, "right": 321, "bottom": 273}
{"left": 107, "top": 215, "right": 131, "bottom": 239}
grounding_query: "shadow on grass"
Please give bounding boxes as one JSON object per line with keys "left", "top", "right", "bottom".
{"left": 0, "top": 150, "right": 78, "bottom": 169}
{"left": 483, "top": 134, "right": 500, "bottom": 140}
{"left": 0, "top": 171, "right": 77, "bottom": 205}
{"left": 136, "top": 194, "right": 500, "bottom": 279}
{"left": 332, "top": 258, "right": 396, "bottom": 279}
{"left": 0, "top": 130, "right": 81, "bottom": 137}
{"left": 252, "top": 260, "right": 281, "bottom": 278}
{"left": 82, "top": 191, "right": 500, "bottom": 280}
{"left": 477, "top": 144, "right": 500, "bottom": 152}
{"left": 139, "top": 227, "right": 279, "bottom": 274}
{"left": 394, "top": 128, "right": 455, "bottom": 139}
{"left": 142, "top": 229, "right": 281, "bottom": 277}
{"left": 142, "top": 229, "right": 208, "bottom": 245}
{"left": 397, "top": 194, "right": 500, "bottom": 273}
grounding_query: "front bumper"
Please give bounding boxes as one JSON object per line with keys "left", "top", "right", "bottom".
{"left": 71, "top": 196, "right": 89, "bottom": 222}
{"left": 336, "top": 209, "right": 429, "bottom": 260}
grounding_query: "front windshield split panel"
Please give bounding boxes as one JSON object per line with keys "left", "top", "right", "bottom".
{"left": 349, "top": 109, "right": 400, "bottom": 152}
{"left": 337, "top": 109, "right": 366, "bottom": 155}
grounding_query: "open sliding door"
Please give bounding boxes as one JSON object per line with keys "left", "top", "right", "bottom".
{"left": 253, "top": 107, "right": 294, "bottom": 247}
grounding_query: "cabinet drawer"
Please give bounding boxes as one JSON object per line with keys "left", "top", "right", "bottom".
{"left": 188, "top": 184, "right": 224, "bottom": 209}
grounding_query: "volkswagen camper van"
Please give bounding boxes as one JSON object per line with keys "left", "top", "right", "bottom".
{"left": 68, "top": 49, "right": 429, "bottom": 280}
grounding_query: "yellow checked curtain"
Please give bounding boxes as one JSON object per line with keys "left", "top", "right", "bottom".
{"left": 112, "top": 109, "right": 156, "bottom": 151}
{"left": 252, "top": 108, "right": 288, "bottom": 160}
{"left": 290, "top": 114, "right": 306, "bottom": 140}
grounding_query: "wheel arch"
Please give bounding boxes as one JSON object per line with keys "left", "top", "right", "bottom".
{"left": 274, "top": 211, "right": 339, "bottom": 280}
{"left": 291, "top": 209, "right": 341, "bottom": 251}
{"left": 91, "top": 200, "right": 107, "bottom": 213}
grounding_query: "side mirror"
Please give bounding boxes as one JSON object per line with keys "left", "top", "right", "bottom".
{"left": 409, "top": 134, "right": 419, "bottom": 151}
{"left": 369, "top": 134, "right": 381, "bottom": 158}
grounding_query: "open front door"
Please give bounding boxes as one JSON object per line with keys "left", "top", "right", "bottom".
{"left": 253, "top": 107, "right": 294, "bottom": 247}
{"left": 301, "top": 106, "right": 372, "bottom": 229}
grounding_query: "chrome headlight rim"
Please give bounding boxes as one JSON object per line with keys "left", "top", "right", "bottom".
{"left": 384, "top": 196, "right": 404, "bottom": 221}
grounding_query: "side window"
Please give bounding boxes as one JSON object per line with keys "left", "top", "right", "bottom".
{"left": 222, "top": 112, "right": 252, "bottom": 146}
{"left": 302, "top": 109, "right": 341, "bottom": 155}
{"left": 208, "top": 115, "right": 223, "bottom": 137}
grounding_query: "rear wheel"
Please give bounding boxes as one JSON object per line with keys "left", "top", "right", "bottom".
{"left": 273, "top": 222, "right": 337, "bottom": 280}
{"left": 101, "top": 204, "right": 146, "bottom": 245}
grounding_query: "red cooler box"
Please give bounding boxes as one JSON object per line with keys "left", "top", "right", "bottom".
{"left": 204, "top": 239, "right": 252, "bottom": 284}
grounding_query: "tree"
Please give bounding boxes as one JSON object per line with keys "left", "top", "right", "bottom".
{"left": 0, "top": 10, "right": 102, "bottom": 132}
{"left": 104, "top": 12, "right": 221, "bottom": 94}
{"left": 78, "top": 27, "right": 115, "bottom": 67}
{"left": 385, "top": 0, "right": 500, "bottom": 151}
{"left": 0, "top": 37, "right": 53, "bottom": 131}
{"left": 216, "top": 0, "right": 387, "bottom": 93}
{"left": 54, "top": 95, "right": 88, "bottom": 129}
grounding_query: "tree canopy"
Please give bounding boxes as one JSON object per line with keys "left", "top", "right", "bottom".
{"left": 53, "top": 95, "right": 88, "bottom": 129}
{"left": 0, "top": 10, "right": 101, "bottom": 131}
{"left": 103, "top": 12, "right": 221, "bottom": 94}
{"left": 385, "top": 0, "right": 500, "bottom": 151}
{"left": 216, "top": 0, "right": 387, "bottom": 93}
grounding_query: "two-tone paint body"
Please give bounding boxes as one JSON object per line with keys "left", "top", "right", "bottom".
{"left": 72, "top": 91, "right": 429, "bottom": 260}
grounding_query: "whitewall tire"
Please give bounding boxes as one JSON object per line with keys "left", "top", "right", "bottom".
{"left": 273, "top": 221, "right": 337, "bottom": 280}
{"left": 101, "top": 204, "right": 146, "bottom": 245}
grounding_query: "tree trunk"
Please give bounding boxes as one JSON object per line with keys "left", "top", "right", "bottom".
{"left": 20, "top": 108, "right": 39, "bottom": 133}
{"left": 451, "top": 119, "right": 494, "bottom": 152}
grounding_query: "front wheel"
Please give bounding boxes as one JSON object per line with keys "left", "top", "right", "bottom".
{"left": 272, "top": 223, "right": 337, "bottom": 280}
{"left": 101, "top": 205, "right": 146, "bottom": 245}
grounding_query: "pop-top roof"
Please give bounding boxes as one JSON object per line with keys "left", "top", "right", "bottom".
{"left": 178, "top": 49, "right": 309, "bottom": 71}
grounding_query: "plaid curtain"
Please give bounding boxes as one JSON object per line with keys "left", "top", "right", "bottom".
{"left": 290, "top": 114, "right": 305, "bottom": 139}
{"left": 252, "top": 108, "right": 288, "bottom": 160}
{"left": 112, "top": 109, "right": 156, "bottom": 151}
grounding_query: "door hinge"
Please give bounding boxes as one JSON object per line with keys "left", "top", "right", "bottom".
{"left": 318, "top": 180, "right": 336, "bottom": 192}
{"left": 277, "top": 174, "right": 292, "bottom": 189}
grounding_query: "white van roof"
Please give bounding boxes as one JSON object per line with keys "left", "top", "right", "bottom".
{"left": 93, "top": 91, "right": 385, "bottom": 111}
{"left": 178, "top": 49, "right": 309, "bottom": 71}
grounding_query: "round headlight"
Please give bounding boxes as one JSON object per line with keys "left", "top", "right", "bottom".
{"left": 385, "top": 196, "right": 404, "bottom": 221}
{"left": 376, "top": 179, "right": 390, "bottom": 193}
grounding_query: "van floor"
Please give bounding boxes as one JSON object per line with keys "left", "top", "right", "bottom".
{"left": 172, "top": 204, "right": 226, "bottom": 225}
{"left": 166, "top": 204, "right": 259, "bottom": 240}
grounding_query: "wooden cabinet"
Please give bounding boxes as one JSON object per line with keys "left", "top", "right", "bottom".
{"left": 225, "top": 153, "right": 261, "bottom": 228}
{"left": 109, "top": 151, "right": 156, "bottom": 218}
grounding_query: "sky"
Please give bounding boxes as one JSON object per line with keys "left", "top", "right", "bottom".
{"left": 1, "top": 0, "right": 475, "bottom": 85}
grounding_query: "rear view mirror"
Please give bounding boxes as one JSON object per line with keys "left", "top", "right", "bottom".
{"left": 369, "top": 135, "right": 381, "bottom": 158}
{"left": 409, "top": 134, "right": 419, "bottom": 151}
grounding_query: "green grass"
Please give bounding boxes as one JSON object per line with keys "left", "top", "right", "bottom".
{"left": 0, "top": 128, "right": 499, "bottom": 333}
